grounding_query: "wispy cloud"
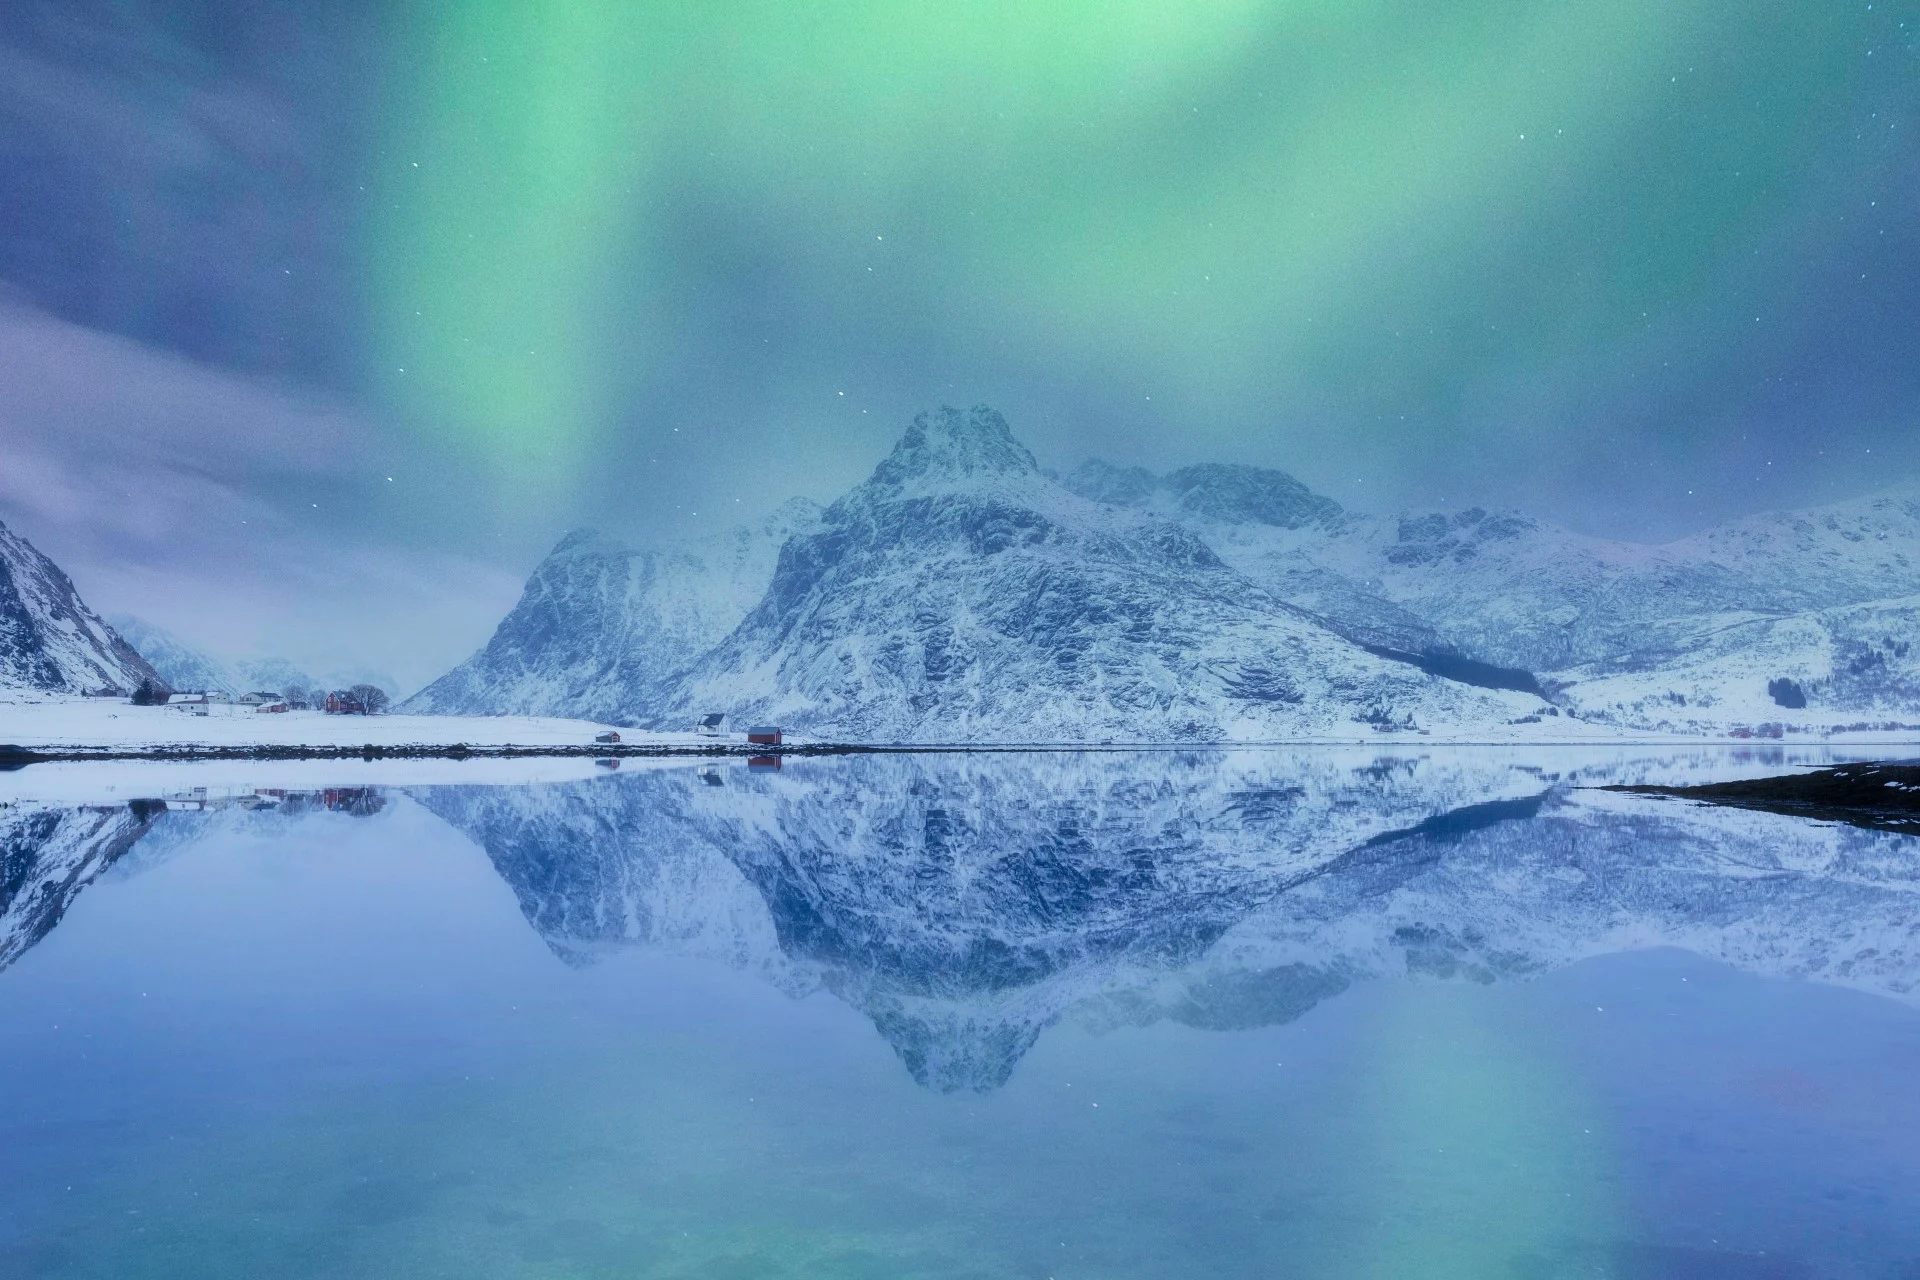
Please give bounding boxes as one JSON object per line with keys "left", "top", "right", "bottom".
{"left": 0, "top": 300, "right": 521, "bottom": 692}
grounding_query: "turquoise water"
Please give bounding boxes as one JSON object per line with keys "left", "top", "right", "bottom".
{"left": 2, "top": 750, "right": 1918, "bottom": 1277}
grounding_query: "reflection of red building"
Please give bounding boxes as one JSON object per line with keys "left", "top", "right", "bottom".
{"left": 747, "top": 726, "right": 782, "bottom": 745}
{"left": 747, "top": 756, "right": 781, "bottom": 771}
{"left": 320, "top": 788, "right": 384, "bottom": 815}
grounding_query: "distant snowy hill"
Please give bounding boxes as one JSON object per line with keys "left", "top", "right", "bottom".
{"left": 402, "top": 499, "right": 822, "bottom": 723}
{"left": 0, "top": 517, "right": 161, "bottom": 695}
{"left": 1065, "top": 461, "right": 1920, "bottom": 733}
{"left": 659, "top": 406, "right": 1538, "bottom": 741}
{"left": 107, "top": 614, "right": 397, "bottom": 700}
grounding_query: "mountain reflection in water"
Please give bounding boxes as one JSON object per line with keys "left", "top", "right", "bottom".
{"left": 6, "top": 750, "right": 1916, "bottom": 1093}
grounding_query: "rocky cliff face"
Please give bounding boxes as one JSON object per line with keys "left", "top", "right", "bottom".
{"left": 0, "top": 517, "right": 161, "bottom": 695}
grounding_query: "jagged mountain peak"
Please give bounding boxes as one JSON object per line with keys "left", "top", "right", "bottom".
{"left": 866, "top": 404, "right": 1040, "bottom": 495}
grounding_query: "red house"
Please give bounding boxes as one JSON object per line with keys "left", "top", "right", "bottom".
{"left": 747, "top": 726, "right": 782, "bottom": 746}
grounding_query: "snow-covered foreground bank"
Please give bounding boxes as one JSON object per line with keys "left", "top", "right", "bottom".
{"left": 0, "top": 695, "right": 715, "bottom": 757}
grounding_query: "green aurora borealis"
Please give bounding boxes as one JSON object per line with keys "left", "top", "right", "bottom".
{"left": 3, "top": 0, "right": 1912, "bottom": 544}
{"left": 358, "top": 0, "right": 1917, "bottom": 530}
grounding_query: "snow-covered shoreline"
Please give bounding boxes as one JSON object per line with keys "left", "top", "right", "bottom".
{"left": 7, "top": 693, "right": 1920, "bottom": 762}
{"left": 0, "top": 695, "right": 717, "bottom": 758}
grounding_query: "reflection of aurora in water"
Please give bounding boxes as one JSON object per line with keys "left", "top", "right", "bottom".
{"left": 1343, "top": 986, "right": 1616, "bottom": 1280}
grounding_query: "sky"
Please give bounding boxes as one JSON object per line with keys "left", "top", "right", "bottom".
{"left": 2, "top": 0, "right": 1917, "bottom": 689}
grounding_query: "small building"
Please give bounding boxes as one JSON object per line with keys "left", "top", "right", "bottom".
{"left": 324, "top": 691, "right": 366, "bottom": 715}
{"left": 747, "top": 726, "right": 782, "bottom": 746}
{"left": 697, "top": 712, "right": 726, "bottom": 737}
{"left": 172, "top": 693, "right": 211, "bottom": 716}
{"left": 595, "top": 731, "right": 621, "bottom": 744}
{"left": 237, "top": 691, "right": 281, "bottom": 707}
{"left": 255, "top": 701, "right": 289, "bottom": 714}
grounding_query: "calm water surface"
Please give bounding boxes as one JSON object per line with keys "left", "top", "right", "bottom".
{"left": 2, "top": 748, "right": 1917, "bottom": 1278}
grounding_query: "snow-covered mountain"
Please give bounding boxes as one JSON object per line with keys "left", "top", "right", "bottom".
{"left": 1064, "top": 461, "right": 1920, "bottom": 732}
{"left": 410, "top": 404, "right": 1920, "bottom": 740}
{"left": 657, "top": 406, "right": 1538, "bottom": 741}
{"left": 402, "top": 499, "right": 822, "bottom": 724}
{"left": 0, "top": 517, "right": 161, "bottom": 696}
{"left": 105, "top": 614, "right": 396, "bottom": 700}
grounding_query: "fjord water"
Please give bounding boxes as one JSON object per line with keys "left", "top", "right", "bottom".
{"left": 2, "top": 751, "right": 1918, "bottom": 1279}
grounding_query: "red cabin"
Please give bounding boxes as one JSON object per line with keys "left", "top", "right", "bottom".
{"left": 747, "top": 726, "right": 782, "bottom": 746}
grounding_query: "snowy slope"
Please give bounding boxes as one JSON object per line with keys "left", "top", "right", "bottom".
{"left": 402, "top": 499, "right": 821, "bottom": 724}
{"left": 0, "top": 517, "right": 160, "bottom": 695}
{"left": 661, "top": 407, "right": 1544, "bottom": 742}
{"left": 1551, "top": 596, "right": 1920, "bottom": 732}
{"left": 1066, "top": 462, "right": 1920, "bottom": 731}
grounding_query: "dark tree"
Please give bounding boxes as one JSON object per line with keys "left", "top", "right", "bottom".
{"left": 1768, "top": 678, "right": 1808, "bottom": 710}
{"left": 348, "top": 684, "right": 390, "bottom": 715}
{"left": 130, "top": 679, "right": 172, "bottom": 706}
